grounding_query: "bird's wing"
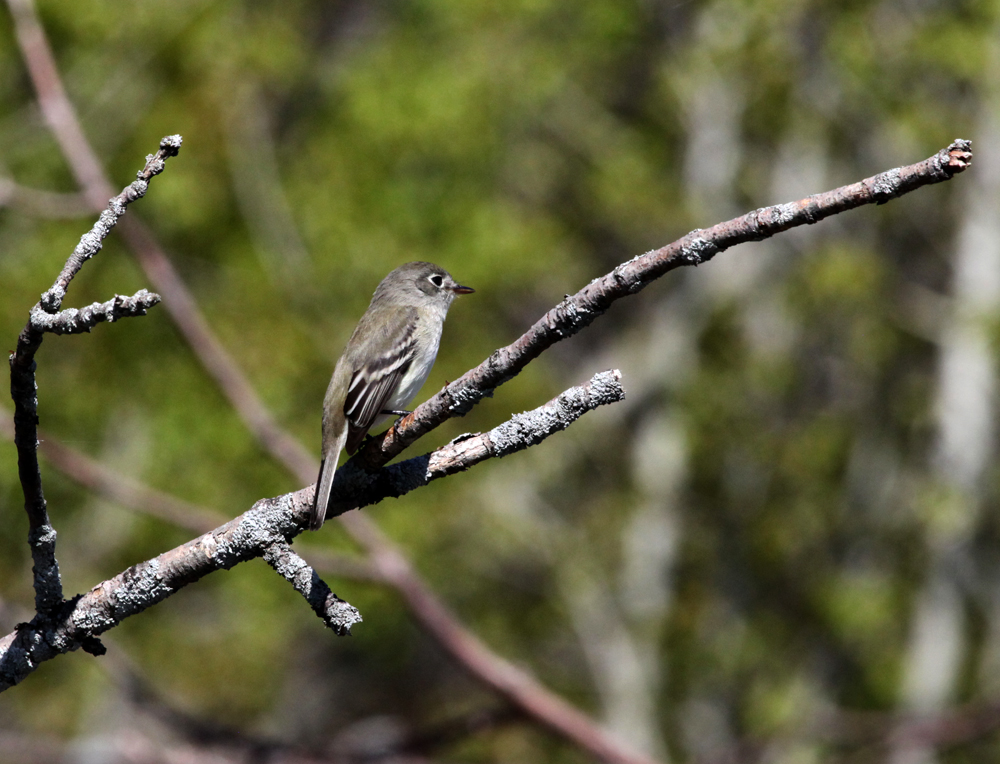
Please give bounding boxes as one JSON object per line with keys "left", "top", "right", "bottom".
{"left": 343, "top": 307, "right": 418, "bottom": 454}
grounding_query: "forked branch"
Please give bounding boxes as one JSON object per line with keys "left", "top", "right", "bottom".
{"left": 8, "top": 137, "right": 180, "bottom": 615}
{"left": 0, "top": 368, "right": 624, "bottom": 691}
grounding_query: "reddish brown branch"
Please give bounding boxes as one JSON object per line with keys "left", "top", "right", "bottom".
{"left": 357, "top": 522, "right": 660, "bottom": 764}
{"left": 7, "top": 0, "right": 116, "bottom": 208}
{"left": 118, "top": 214, "right": 320, "bottom": 476}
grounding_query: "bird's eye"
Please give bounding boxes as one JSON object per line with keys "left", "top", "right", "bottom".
{"left": 428, "top": 274, "right": 445, "bottom": 288}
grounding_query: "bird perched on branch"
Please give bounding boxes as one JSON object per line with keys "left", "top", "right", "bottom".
{"left": 311, "top": 261, "right": 474, "bottom": 529}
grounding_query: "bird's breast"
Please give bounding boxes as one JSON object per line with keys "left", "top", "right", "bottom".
{"left": 386, "top": 321, "right": 442, "bottom": 411}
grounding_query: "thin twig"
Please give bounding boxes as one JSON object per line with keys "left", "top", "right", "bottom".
{"left": 37, "top": 135, "right": 180, "bottom": 313}
{"left": 29, "top": 290, "right": 160, "bottom": 334}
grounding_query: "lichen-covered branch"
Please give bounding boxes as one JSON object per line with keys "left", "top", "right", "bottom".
{"left": 262, "top": 541, "right": 361, "bottom": 635}
{"left": 437, "top": 368, "right": 626, "bottom": 468}
{"left": 329, "top": 369, "right": 626, "bottom": 513}
{"left": 38, "top": 136, "right": 181, "bottom": 314}
{"left": 2, "top": 408, "right": 380, "bottom": 581}
{"left": 0, "top": 371, "right": 625, "bottom": 692}
{"left": 7, "top": 137, "right": 179, "bottom": 616}
{"left": 0, "top": 490, "right": 360, "bottom": 691}
{"left": 360, "top": 141, "right": 974, "bottom": 471}
{"left": 29, "top": 290, "right": 161, "bottom": 335}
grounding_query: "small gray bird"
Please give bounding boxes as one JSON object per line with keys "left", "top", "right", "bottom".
{"left": 310, "top": 261, "right": 474, "bottom": 529}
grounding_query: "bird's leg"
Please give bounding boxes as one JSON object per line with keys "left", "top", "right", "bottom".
{"left": 382, "top": 409, "right": 411, "bottom": 439}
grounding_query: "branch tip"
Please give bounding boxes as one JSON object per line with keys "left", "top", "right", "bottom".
{"left": 945, "top": 138, "right": 972, "bottom": 171}
{"left": 160, "top": 134, "right": 183, "bottom": 154}
{"left": 30, "top": 289, "right": 162, "bottom": 335}
{"left": 262, "top": 541, "right": 362, "bottom": 636}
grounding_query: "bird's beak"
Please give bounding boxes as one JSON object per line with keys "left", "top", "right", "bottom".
{"left": 451, "top": 283, "right": 475, "bottom": 295}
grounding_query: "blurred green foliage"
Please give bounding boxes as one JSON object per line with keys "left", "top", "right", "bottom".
{"left": 1, "top": 0, "right": 997, "bottom": 761}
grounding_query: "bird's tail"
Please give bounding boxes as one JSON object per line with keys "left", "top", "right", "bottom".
{"left": 310, "top": 456, "right": 336, "bottom": 530}
{"left": 312, "top": 416, "right": 349, "bottom": 529}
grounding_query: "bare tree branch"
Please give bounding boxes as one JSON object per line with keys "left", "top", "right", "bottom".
{"left": 29, "top": 289, "right": 160, "bottom": 335}
{"left": 329, "top": 369, "right": 626, "bottom": 513}
{"left": 7, "top": 137, "right": 179, "bottom": 616}
{"left": 0, "top": 403, "right": 384, "bottom": 581}
{"left": 0, "top": 371, "right": 622, "bottom": 693}
{"left": 117, "top": 210, "right": 323, "bottom": 475}
{"left": 358, "top": 141, "right": 974, "bottom": 472}
{"left": 7, "top": 0, "right": 115, "bottom": 208}
{"left": 262, "top": 540, "right": 361, "bottom": 635}
{"left": 36, "top": 135, "right": 180, "bottom": 313}
{"left": 0, "top": 489, "right": 335, "bottom": 691}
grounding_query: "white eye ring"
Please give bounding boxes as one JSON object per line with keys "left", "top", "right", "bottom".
{"left": 428, "top": 274, "right": 445, "bottom": 288}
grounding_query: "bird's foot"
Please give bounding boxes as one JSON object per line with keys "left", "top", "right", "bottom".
{"left": 381, "top": 409, "right": 411, "bottom": 417}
